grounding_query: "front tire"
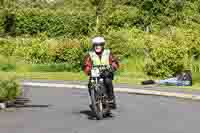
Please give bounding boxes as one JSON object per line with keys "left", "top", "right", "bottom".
{"left": 90, "top": 89, "right": 103, "bottom": 120}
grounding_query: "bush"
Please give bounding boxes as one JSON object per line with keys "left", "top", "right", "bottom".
{"left": 144, "top": 31, "right": 191, "bottom": 77}
{"left": 0, "top": 37, "right": 86, "bottom": 71}
{"left": 31, "top": 63, "right": 75, "bottom": 72}
{"left": 13, "top": 37, "right": 50, "bottom": 64}
{"left": 0, "top": 79, "right": 21, "bottom": 101}
{"left": 0, "top": 38, "right": 16, "bottom": 56}
{"left": 145, "top": 47, "right": 188, "bottom": 77}
{"left": 105, "top": 28, "right": 145, "bottom": 60}
{"left": 107, "top": 6, "right": 138, "bottom": 28}
{"left": 51, "top": 39, "right": 84, "bottom": 71}
{"left": 15, "top": 8, "right": 95, "bottom": 37}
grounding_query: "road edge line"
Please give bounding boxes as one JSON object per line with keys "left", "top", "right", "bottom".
{"left": 22, "top": 82, "right": 200, "bottom": 101}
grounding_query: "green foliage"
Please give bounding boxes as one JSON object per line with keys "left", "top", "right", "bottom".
{"left": 0, "top": 38, "right": 15, "bottom": 56}
{"left": 144, "top": 27, "right": 200, "bottom": 77}
{"left": 52, "top": 39, "right": 84, "bottom": 71}
{"left": 145, "top": 46, "right": 188, "bottom": 77}
{"left": 193, "top": 72, "right": 200, "bottom": 86}
{"left": 0, "top": 79, "right": 20, "bottom": 101}
{"left": 15, "top": 9, "right": 95, "bottom": 37}
{"left": 0, "top": 15, "right": 3, "bottom": 33}
{"left": 106, "top": 30, "right": 129, "bottom": 60}
{"left": 0, "top": 37, "right": 86, "bottom": 71}
{"left": 106, "top": 28, "right": 145, "bottom": 60}
{"left": 31, "top": 63, "right": 76, "bottom": 72}
{"left": 13, "top": 37, "right": 50, "bottom": 63}
{"left": 0, "top": 64, "right": 16, "bottom": 71}
{"left": 0, "top": 0, "right": 200, "bottom": 79}
{"left": 0, "top": 55, "right": 16, "bottom": 71}
{"left": 107, "top": 6, "right": 138, "bottom": 28}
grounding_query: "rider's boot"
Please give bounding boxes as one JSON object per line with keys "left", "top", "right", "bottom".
{"left": 108, "top": 95, "right": 117, "bottom": 109}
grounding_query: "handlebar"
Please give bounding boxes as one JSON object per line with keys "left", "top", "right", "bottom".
{"left": 92, "top": 65, "right": 110, "bottom": 68}
{"left": 90, "top": 65, "right": 114, "bottom": 78}
{"left": 92, "top": 65, "right": 111, "bottom": 71}
{"left": 93, "top": 65, "right": 113, "bottom": 72}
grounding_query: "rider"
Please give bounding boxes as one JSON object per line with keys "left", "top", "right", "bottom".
{"left": 83, "top": 37, "right": 119, "bottom": 109}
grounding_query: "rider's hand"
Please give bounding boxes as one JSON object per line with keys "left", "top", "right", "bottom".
{"left": 109, "top": 65, "right": 116, "bottom": 73}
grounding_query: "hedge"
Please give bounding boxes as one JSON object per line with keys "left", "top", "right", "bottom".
{"left": 15, "top": 8, "right": 95, "bottom": 37}
{"left": 0, "top": 27, "right": 200, "bottom": 77}
{"left": 0, "top": 37, "right": 86, "bottom": 71}
{"left": 144, "top": 27, "right": 200, "bottom": 77}
{"left": 0, "top": 79, "right": 21, "bottom": 102}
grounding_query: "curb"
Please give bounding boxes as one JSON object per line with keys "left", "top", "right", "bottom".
{"left": 22, "top": 82, "right": 200, "bottom": 101}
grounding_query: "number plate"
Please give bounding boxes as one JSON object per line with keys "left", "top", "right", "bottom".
{"left": 91, "top": 68, "right": 100, "bottom": 77}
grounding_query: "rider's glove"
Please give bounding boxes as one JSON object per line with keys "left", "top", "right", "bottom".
{"left": 110, "top": 66, "right": 116, "bottom": 73}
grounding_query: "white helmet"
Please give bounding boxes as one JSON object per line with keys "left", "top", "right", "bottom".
{"left": 92, "top": 37, "right": 105, "bottom": 46}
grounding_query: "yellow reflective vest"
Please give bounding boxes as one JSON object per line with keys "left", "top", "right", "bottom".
{"left": 89, "top": 49, "right": 110, "bottom": 66}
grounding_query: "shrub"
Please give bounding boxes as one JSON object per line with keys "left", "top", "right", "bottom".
{"left": 13, "top": 37, "right": 50, "bottom": 64}
{"left": 0, "top": 79, "right": 21, "bottom": 101}
{"left": 145, "top": 46, "right": 188, "bottom": 77}
{"left": 144, "top": 32, "right": 190, "bottom": 77}
{"left": 107, "top": 6, "right": 139, "bottom": 28}
{"left": 31, "top": 63, "right": 75, "bottom": 72}
{"left": 105, "top": 30, "right": 129, "bottom": 60}
{"left": 105, "top": 28, "right": 145, "bottom": 60}
{"left": 0, "top": 38, "right": 16, "bottom": 56}
{"left": 0, "top": 37, "right": 87, "bottom": 72}
{"left": 15, "top": 8, "right": 95, "bottom": 37}
{"left": 51, "top": 39, "right": 84, "bottom": 71}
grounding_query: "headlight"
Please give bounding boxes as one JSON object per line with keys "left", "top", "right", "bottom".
{"left": 99, "top": 78, "right": 104, "bottom": 83}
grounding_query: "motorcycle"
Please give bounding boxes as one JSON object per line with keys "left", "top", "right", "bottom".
{"left": 89, "top": 65, "right": 113, "bottom": 120}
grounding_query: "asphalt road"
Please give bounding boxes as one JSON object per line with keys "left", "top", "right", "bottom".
{"left": 1, "top": 85, "right": 200, "bottom": 133}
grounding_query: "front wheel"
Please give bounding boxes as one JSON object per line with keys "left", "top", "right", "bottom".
{"left": 90, "top": 89, "right": 103, "bottom": 120}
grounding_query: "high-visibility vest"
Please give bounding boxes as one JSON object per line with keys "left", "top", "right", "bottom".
{"left": 89, "top": 49, "right": 110, "bottom": 66}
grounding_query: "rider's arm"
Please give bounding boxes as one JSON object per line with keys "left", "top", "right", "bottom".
{"left": 109, "top": 52, "right": 119, "bottom": 71}
{"left": 83, "top": 54, "right": 93, "bottom": 75}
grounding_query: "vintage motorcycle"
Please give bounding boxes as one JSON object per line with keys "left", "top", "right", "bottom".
{"left": 89, "top": 65, "right": 113, "bottom": 120}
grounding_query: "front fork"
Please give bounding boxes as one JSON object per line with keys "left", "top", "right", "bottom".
{"left": 89, "top": 78, "right": 105, "bottom": 102}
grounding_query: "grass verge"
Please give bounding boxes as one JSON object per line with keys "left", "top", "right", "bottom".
{"left": 0, "top": 71, "right": 199, "bottom": 90}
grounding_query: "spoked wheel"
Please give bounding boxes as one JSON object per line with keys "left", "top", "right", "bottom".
{"left": 90, "top": 89, "right": 103, "bottom": 120}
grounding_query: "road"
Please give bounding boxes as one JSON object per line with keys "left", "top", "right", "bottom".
{"left": 0, "top": 84, "right": 200, "bottom": 133}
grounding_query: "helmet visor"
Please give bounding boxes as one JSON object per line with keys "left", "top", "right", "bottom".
{"left": 93, "top": 42, "right": 105, "bottom": 46}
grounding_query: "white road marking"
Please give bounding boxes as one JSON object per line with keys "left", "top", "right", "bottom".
{"left": 21, "top": 82, "right": 200, "bottom": 100}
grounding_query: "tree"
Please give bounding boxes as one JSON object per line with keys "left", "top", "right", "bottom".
{"left": 0, "top": 0, "right": 16, "bottom": 36}
{"left": 90, "top": 0, "right": 114, "bottom": 34}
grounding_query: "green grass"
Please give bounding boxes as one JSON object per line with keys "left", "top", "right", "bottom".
{"left": 0, "top": 71, "right": 87, "bottom": 81}
{"left": 0, "top": 71, "right": 199, "bottom": 90}
{"left": 0, "top": 56, "right": 199, "bottom": 89}
{"left": 193, "top": 72, "right": 200, "bottom": 87}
